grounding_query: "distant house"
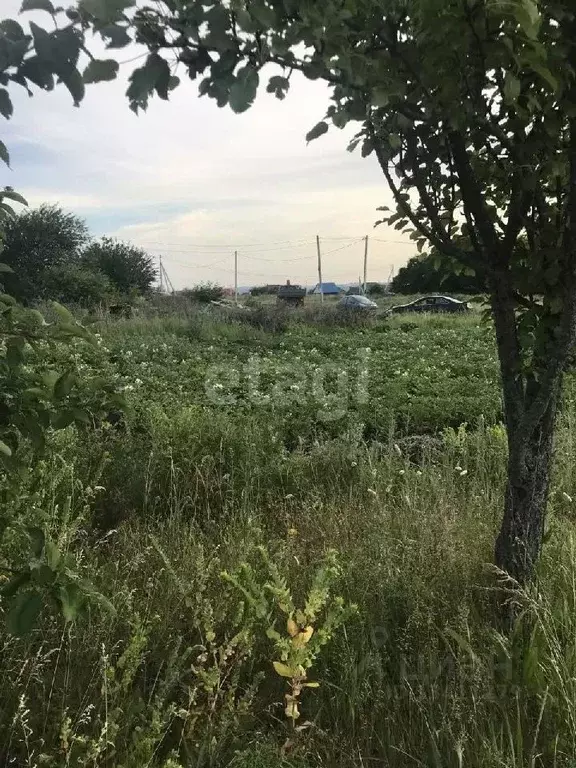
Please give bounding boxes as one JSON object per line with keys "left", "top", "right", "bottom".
{"left": 310, "top": 282, "right": 343, "bottom": 296}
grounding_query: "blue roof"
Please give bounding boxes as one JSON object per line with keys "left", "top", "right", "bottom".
{"left": 313, "top": 282, "right": 342, "bottom": 294}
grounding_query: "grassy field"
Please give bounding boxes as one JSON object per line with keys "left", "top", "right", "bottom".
{"left": 3, "top": 304, "right": 576, "bottom": 767}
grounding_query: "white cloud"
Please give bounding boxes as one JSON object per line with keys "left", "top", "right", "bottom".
{"left": 1, "top": 0, "right": 415, "bottom": 288}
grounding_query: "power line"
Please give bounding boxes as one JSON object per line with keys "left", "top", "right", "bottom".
{"left": 241, "top": 253, "right": 316, "bottom": 263}
{"left": 322, "top": 239, "right": 365, "bottom": 256}
{"left": 136, "top": 238, "right": 315, "bottom": 250}
{"left": 372, "top": 238, "right": 414, "bottom": 245}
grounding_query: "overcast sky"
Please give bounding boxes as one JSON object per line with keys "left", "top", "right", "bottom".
{"left": 1, "top": 1, "right": 415, "bottom": 289}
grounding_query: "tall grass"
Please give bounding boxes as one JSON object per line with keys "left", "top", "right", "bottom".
{"left": 2, "top": 313, "right": 576, "bottom": 767}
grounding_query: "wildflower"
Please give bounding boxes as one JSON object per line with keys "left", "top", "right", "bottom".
{"left": 288, "top": 527, "right": 298, "bottom": 536}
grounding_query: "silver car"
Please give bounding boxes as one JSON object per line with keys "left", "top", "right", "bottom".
{"left": 338, "top": 295, "right": 378, "bottom": 310}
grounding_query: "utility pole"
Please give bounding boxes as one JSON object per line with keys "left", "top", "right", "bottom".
{"left": 234, "top": 250, "right": 238, "bottom": 303}
{"left": 388, "top": 264, "right": 395, "bottom": 291}
{"left": 159, "top": 256, "right": 164, "bottom": 293}
{"left": 363, "top": 235, "right": 369, "bottom": 295}
{"left": 162, "top": 261, "right": 175, "bottom": 294}
{"left": 316, "top": 235, "right": 323, "bottom": 302}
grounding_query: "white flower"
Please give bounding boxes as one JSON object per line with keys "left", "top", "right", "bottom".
{"left": 459, "top": 469, "right": 468, "bottom": 477}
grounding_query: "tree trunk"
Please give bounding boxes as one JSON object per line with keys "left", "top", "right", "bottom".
{"left": 495, "top": 397, "right": 558, "bottom": 586}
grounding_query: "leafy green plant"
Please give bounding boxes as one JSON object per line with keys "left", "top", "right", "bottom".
{"left": 223, "top": 547, "right": 354, "bottom": 724}
{"left": 0, "top": 190, "right": 124, "bottom": 633}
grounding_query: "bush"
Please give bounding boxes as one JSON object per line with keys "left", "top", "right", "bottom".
{"left": 1, "top": 204, "right": 90, "bottom": 303}
{"left": 182, "top": 282, "right": 225, "bottom": 303}
{"left": 42, "top": 263, "right": 114, "bottom": 308}
{"left": 82, "top": 237, "right": 157, "bottom": 296}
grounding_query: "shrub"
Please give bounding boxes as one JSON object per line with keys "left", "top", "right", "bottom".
{"left": 42, "top": 263, "right": 114, "bottom": 308}
{"left": 1, "top": 204, "right": 90, "bottom": 303}
{"left": 182, "top": 282, "right": 225, "bottom": 303}
{"left": 82, "top": 238, "right": 157, "bottom": 296}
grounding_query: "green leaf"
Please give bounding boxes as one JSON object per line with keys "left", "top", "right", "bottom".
{"left": 59, "top": 66, "right": 85, "bottom": 107}
{"left": 372, "top": 87, "right": 390, "bottom": 108}
{"left": 267, "top": 75, "right": 289, "bottom": 99}
{"left": 71, "top": 407, "right": 91, "bottom": 424}
{"left": 59, "top": 582, "right": 85, "bottom": 622}
{"left": 29, "top": 21, "right": 53, "bottom": 60}
{"left": 7, "top": 590, "right": 42, "bottom": 636}
{"left": 513, "top": 0, "right": 541, "bottom": 39}
{"left": 52, "top": 410, "right": 75, "bottom": 429}
{"left": 0, "top": 89, "right": 13, "bottom": 119}
{"left": 28, "top": 526, "right": 45, "bottom": 557}
{"left": 0, "top": 142, "right": 10, "bottom": 167}
{"left": 273, "top": 661, "right": 296, "bottom": 678}
{"left": 0, "top": 571, "right": 30, "bottom": 599}
{"left": 83, "top": 58, "right": 119, "bottom": 84}
{"left": 549, "top": 296, "right": 563, "bottom": 315}
{"left": 0, "top": 440, "right": 12, "bottom": 457}
{"left": 229, "top": 65, "right": 259, "bottom": 114}
{"left": 0, "top": 262, "right": 14, "bottom": 273}
{"left": 20, "top": 0, "right": 55, "bottom": 12}
{"left": 20, "top": 56, "right": 55, "bottom": 91}
{"left": 361, "top": 138, "right": 374, "bottom": 157}
{"left": 2, "top": 189, "right": 27, "bottom": 206}
{"left": 306, "top": 121, "right": 329, "bottom": 143}
{"left": 99, "top": 24, "right": 131, "bottom": 48}
{"left": 50, "top": 301, "right": 75, "bottom": 323}
{"left": 0, "top": 19, "right": 25, "bottom": 40}
{"left": 504, "top": 72, "right": 521, "bottom": 103}
{"left": 54, "top": 370, "right": 76, "bottom": 399}
{"left": 6, "top": 336, "right": 25, "bottom": 367}
{"left": 250, "top": 1, "right": 276, "bottom": 28}
{"left": 44, "top": 539, "right": 61, "bottom": 570}
{"left": 32, "top": 564, "right": 55, "bottom": 586}
{"left": 79, "top": 0, "right": 135, "bottom": 22}
{"left": 126, "top": 52, "right": 170, "bottom": 111}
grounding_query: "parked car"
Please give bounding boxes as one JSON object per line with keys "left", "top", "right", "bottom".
{"left": 338, "top": 295, "right": 379, "bottom": 311}
{"left": 387, "top": 295, "right": 469, "bottom": 314}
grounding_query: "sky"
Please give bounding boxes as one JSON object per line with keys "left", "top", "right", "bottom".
{"left": 1, "top": 1, "right": 415, "bottom": 290}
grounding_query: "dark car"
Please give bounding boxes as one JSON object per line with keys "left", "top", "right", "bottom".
{"left": 388, "top": 295, "right": 469, "bottom": 314}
